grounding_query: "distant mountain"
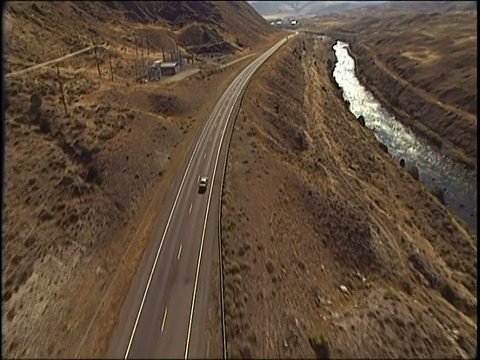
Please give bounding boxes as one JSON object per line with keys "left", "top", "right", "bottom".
{"left": 376, "top": 0, "right": 477, "bottom": 13}
{"left": 248, "top": 1, "right": 384, "bottom": 18}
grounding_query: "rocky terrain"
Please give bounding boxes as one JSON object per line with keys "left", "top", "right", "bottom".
{"left": 208, "top": 34, "right": 477, "bottom": 359}
{"left": 2, "top": 1, "right": 280, "bottom": 357}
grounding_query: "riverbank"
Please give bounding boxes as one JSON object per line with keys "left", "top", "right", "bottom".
{"left": 217, "top": 34, "right": 477, "bottom": 358}
{"left": 319, "top": 21, "right": 477, "bottom": 175}
{"left": 348, "top": 39, "right": 476, "bottom": 172}
{"left": 308, "top": 6, "right": 477, "bottom": 173}
{"left": 331, "top": 40, "right": 477, "bottom": 236}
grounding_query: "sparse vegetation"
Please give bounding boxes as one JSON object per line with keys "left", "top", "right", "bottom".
{"left": 311, "top": 4, "right": 477, "bottom": 170}
{"left": 383, "top": 287, "right": 399, "bottom": 301}
{"left": 406, "top": 164, "right": 420, "bottom": 180}
{"left": 3, "top": 1, "right": 281, "bottom": 358}
{"left": 308, "top": 331, "right": 330, "bottom": 359}
{"left": 218, "top": 34, "right": 477, "bottom": 359}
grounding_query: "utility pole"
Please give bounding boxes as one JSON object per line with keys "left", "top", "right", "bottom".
{"left": 56, "top": 65, "right": 68, "bottom": 114}
{"left": 162, "top": 48, "right": 165, "bottom": 62}
{"left": 145, "top": 31, "right": 150, "bottom": 56}
{"left": 134, "top": 34, "right": 139, "bottom": 58}
{"left": 91, "top": 34, "right": 101, "bottom": 78}
{"left": 109, "top": 55, "right": 114, "bottom": 81}
{"left": 134, "top": 34, "right": 138, "bottom": 81}
{"left": 140, "top": 33, "right": 144, "bottom": 76}
{"left": 176, "top": 42, "right": 180, "bottom": 68}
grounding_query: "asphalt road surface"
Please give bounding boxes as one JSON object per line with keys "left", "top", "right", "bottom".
{"left": 106, "top": 34, "right": 295, "bottom": 359}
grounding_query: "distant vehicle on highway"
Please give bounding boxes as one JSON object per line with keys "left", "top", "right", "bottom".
{"left": 198, "top": 176, "right": 208, "bottom": 194}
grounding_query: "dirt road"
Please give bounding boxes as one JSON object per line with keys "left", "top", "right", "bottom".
{"left": 5, "top": 45, "right": 107, "bottom": 78}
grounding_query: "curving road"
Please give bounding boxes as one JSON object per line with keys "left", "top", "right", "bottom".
{"left": 106, "top": 33, "right": 295, "bottom": 359}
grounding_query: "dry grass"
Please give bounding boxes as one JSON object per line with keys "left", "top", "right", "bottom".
{"left": 2, "top": 1, "right": 281, "bottom": 358}
{"left": 218, "top": 35, "right": 477, "bottom": 358}
{"left": 305, "top": 6, "right": 477, "bottom": 171}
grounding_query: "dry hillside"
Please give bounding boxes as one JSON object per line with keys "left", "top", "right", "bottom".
{"left": 304, "top": 4, "right": 477, "bottom": 171}
{"left": 2, "top": 1, "right": 281, "bottom": 358}
{"left": 5, "top": 1, "right": 274, "bottom": 69}
{"left": 249, "top": 0, "right": 381, "bottom": 18}
{"left": 210, "top": 35, "right": 477, "bottom": 358}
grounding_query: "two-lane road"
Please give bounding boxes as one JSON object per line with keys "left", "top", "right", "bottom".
{"left": 106, "top": 34, "right": 294, "bottom": 359}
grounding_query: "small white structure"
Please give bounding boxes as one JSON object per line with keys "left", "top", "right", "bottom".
{"left": 148, "top": 59, "right": 163, "bottom": 81}
{"left": 160, "top": 62, "right": 179, "bottom": 76}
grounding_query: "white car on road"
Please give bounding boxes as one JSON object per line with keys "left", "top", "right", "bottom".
{"left": 198, "top": 176, "right": 208, "bottom": 194}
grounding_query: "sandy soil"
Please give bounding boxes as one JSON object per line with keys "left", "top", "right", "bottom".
{"left": 2, "top": 1, "right": 282, "bottom": 358}
{"left": 304, "top": 5, "right": 477, "bottom": 171}
{"left": 216, "top": 35, "right": 477, "bottom": 359}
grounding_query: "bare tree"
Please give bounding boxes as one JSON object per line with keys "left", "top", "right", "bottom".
{"left": 134, "top": 33, "right": 139, "bottom": 81}
{"left": 91, "top": 34, "right": 101, "bottom": 78}
{"left": 145, "top": 30, "right": 150, "bottom": 56}
{"left": 176, "top": 42, "right": 180, "bottom": 65}
{"left": 109, "top": 55, "right": 114, "bottom": 81}
{"left": 134, "top": 34, "right": 139, "bottom": 58}
{"left": 56, "top": 65, "right": 68, "bottom": 114}
{"left": 140, "top": 33, "right": 145, "bottom": 75}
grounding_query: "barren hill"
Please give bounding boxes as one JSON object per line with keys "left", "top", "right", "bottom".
{"left": 5, "top": 0, "right": 274, "bottom": 69}
{"left": 2, "top": 1, "right": 280, "bottom": 358}
{"left": 249, "top": 1, "right": 383, "bottom": 18}
{"left": 376, "top": 0, "right": 476, "bottom": 13}
{"left": 207, "top": 34, "right": 476, "bottom": 359}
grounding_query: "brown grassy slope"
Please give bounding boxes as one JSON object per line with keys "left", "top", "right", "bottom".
{"left": 305, "top": 7, "right": 477, "bottom": 171}
{"left": 373, "top": 1, "right": 476, "bottom": 13}
{"left": 352, "top": 11, "right": 477, "bottom": 115}
{"left": 2, "top": 55, "right": 257, "bottom": 359}
{"left": 2, "top": 1, "right": 280, "bottom": 358}
{"left": 4, "top": 0, "right": 274, "bottom": 69}
{"left": 220, "top": 35, "right": 476, "bottom": 359}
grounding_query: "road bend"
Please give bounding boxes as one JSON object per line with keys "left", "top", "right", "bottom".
{"left": 106, "top": 34, "right": 294, "bottom": 359}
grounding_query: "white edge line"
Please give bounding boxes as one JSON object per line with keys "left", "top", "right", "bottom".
{"left": 184, "top": 64, "right": 253, "bottom": 360}
{"left": 124, "top": 125, "right": 203, "bottom": 358}
{"left": 161, "top": 308, "right": 168, "bottom": 332}
{"left": 183, "top": 38, "right": 288, "bottom": 360}
{"left": 177, "top": 244, "right": 183, "bottom": 260}
{"left": 123, "top": 77, "right": 237, "bottom": 359}
{"left": 123, "top": 37, "right": 285, "bottom": 359}
{"left": 183, "top": 93, "right": 236, "bottom": 360}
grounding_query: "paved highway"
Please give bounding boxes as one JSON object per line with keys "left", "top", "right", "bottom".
{"left": 106, "top": 34, "right": 294, "bottom": 359}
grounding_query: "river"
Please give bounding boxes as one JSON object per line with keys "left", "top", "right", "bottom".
{"left": 331, "top": 40, "right": 477, "bottom": 236}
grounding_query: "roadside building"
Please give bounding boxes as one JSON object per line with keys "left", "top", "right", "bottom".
{"left": 148, "top": 60, "right": 163, "bottom": 81}
{"left": 160, "top": 62, "right": 180, "bottom": 76}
